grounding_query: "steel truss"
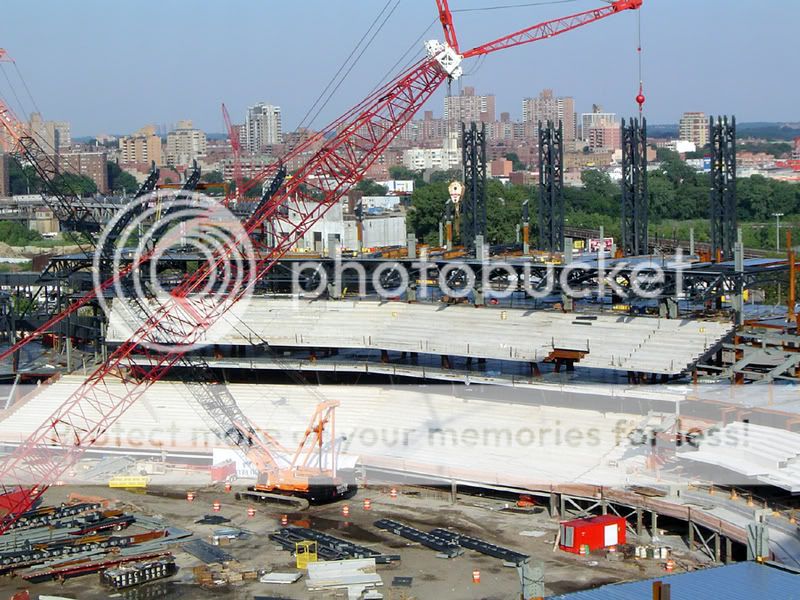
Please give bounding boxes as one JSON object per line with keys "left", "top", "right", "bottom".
{"left": 710, "top": 115, "right": 737, "bottom": 261}
{"left": 621, "top": 117, "right": 648, "bottom": 256}
{"left": 461, "top": 122, "right": 487, "bottom": 250}
{"left": 538, "top": 120, "right": 564, "bottom": 252}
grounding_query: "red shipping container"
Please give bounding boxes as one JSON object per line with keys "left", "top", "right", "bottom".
{"left": 559, "top": 514, "right": 626, "bottom": 554}
{"left": 210, "top": 459, "right": 237, "bottom": 484}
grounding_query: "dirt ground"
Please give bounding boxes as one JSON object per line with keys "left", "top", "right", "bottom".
{"left": 0, "top": 483, "right": 696, "bottom": 600}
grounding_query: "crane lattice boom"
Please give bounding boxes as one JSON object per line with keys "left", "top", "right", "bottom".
{"left": 0, "top": 0, "right": 642, "bottom": 532}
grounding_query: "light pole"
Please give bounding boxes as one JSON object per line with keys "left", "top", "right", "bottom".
{"left": 773, "top": 212, "right": 784, "bottom": 251}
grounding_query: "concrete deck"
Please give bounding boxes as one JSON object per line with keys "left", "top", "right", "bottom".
{"left": 107, "top": 299, "right": 733, "bottom": 375}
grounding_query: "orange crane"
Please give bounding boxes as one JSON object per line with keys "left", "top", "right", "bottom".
{"left": 231, "top": 399, "right": 353, "bottom": 508}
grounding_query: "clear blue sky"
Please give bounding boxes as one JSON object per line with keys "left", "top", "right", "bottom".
{"left": 1, "top": 0, "right": 796, "bottom": 136}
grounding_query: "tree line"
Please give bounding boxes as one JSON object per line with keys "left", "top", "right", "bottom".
{"left": 397, "top": 153, "right": 800, "bottom": 248}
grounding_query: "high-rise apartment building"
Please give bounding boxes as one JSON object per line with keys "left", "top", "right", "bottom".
{"left": 59, "top": 151, "right": 109, "bottom": 193}
{"left": 245, "top": 103, "right": 282, "bottom": 152}
{"left": 521, "top": 89, "right": 576, "bottom": 140}
{"left": 581, "top": 105, "right": 617, "bottom": 135}
{"left": 581, "top": 105, "right": 620, "bottom": 150}
{"left": 118, "top": 125, "right": 163, "bottom": 166}
{"left": 29, "top": 113, "right": 71, "bottom": 150}
{"left": 165, "top": 120, "right": 208, "bottom": 166}
{"left": 792, "top": 137, "right": 800, "bottom": 160}
{"left": 587, "top": 126, "right": 622, "bottom": 151}
{"left": 679, "top": 112, "right": 708, "bottom": 147}
{"left": 444, "top": 86, "right": 495, "bottom": 123}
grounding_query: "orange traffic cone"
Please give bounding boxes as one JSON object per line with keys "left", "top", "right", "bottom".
{"left": 472, "top": 569, "right": 481, "bottom": 584}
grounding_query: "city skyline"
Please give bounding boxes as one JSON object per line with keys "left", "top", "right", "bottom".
{"left": 1, "top": 0, "right": 797, "bottom": 136}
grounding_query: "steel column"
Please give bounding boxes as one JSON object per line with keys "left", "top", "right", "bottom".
{"left": 621, "top": 117, "right": 648, "bottom": 256}
{"left": 461, "top": 122, "right": 487, "bottom": 251}
{"left": 709, "top": 115, "right": 737, "bottom": 261}
{"left": 538, "top": 120, "right": 564, "bottom": 252}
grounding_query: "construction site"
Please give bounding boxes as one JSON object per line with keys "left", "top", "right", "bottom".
{"left": 0, "top": 1, "right": 799, "bottom": 599}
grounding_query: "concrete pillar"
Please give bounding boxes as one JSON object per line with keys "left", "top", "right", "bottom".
{"left": 450, "top": 479, "right": 457, "bottom": 504}
{"left": 688, "top": 521, "right": 694, "bottom": 549}
{"left": 714, "top": 532, "right": 721, "bottom": 562}
{"left": 100, "top": 321, "right": 108, "bottom": 363}
{"left": 523, "top": 223, "right": 530, "bottom": 255}
{"left": 407, "top": 233, "right": 417, "bottom": 259}
{"left": 438, "top": 222, "right": 444, "bottom": 248}
{"left": 563, "top": 238, "right": 573, "bottom": 264}
{"left": 327, "top": 233, "right": 339, "bottom": 259}
{"left": 549, "top": 493, "right": 559, "bottom": 518}
{"left": 689, "top": 228, "right": 695, "bottom": 256}
{"left": 66, "top": 335, "right": 73, "bottom": 373}
{"left": 733, "top": 234, "right": 744, "bottom": 326}
{"left": 636, "top": 508, "right": 643, "bottom": 537}
{"left": 560, "top": 494, "right": 566, "bottom": 517}
{"left": 651, "top": 510, "right": 658, "bottom": 540}
{"left": 475, "top": 234, "right": 486, "bottom": 261}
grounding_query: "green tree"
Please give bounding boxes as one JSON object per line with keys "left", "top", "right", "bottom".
{"left": 52, "top": 173, "right": 97, "bottom": 197}
{"left": 408, "top": 181, "right": 448, "bottom": 244}
{"left": 429, "top": 169, "right": 463, "bottom": 184}
{"left": 485, "top": 180, "right": 527, "bottom": 243}
{"left": 107, "top": 161, "right": 140, "bottom": 194}
{"left": 389, "top": 166, "right": 424, "bottom": 182}
{"left": 8, "top": 161, "right": 43, "bottom": 195}
{"left": 504, "top": 152, "right": 525, "bottom": 171}
{"left": 201, "top": 170, "right": 224, "bottom": 184}
{"left": 0, "top": 220, "right": 43, "bottom": 245}
{"left": 354, "top": 179, "right": 388, "bottom": 196}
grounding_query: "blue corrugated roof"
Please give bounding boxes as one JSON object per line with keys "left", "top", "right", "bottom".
{"left": 550, "top": 562, "right": 800, "bottom": 600}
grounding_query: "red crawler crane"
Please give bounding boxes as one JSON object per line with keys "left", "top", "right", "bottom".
{"left": 0, "top": 0, "right": 642, "bottom": 532}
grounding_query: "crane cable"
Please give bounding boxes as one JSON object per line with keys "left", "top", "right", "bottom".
{"left": 295, "top": 0, "right": 400, "bottom": 137}
{"left": 636, "top": 8, "right": 645, "bottom": 117}
{"left": 451, "top": 0, "right": 578, "bottom": 13}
